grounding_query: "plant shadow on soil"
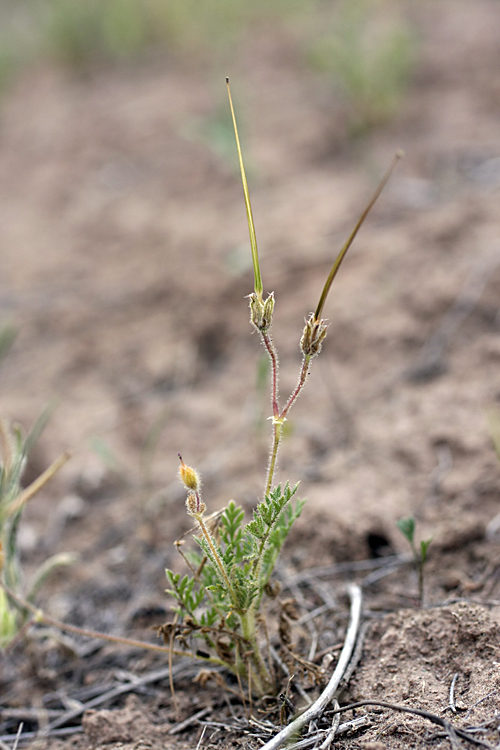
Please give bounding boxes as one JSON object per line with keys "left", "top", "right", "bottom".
{"left": 2, "top": 1, "right": 500, "bottom": 748}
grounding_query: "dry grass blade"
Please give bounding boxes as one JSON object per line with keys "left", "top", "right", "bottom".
{"left": 0, "top": 582, "right": 204, "bottom": 660}
{"left": 6, "top": 450, "right": 72, "bottom": 518}
{"left": 6, "top": 722, "right": 22, "bottom": 750}
{"left": 168, "top": 707, "right": 212, "bottom": 735}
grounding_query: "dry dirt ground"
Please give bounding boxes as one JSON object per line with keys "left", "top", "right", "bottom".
{"left": 2, "top": 2, "right": 500, "bottom": 748}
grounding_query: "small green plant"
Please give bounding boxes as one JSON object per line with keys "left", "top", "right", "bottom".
{"left": 162, "top": 80, "right": 401, "bottom": 697}
{"left": 167, "top": 460, "right": 304, "bottom": 696}
{"left": 0, "top": 416, "right": 73, "bottom": 647}
{"left": 397, "top": 516, "right": 432, "bottom": 607}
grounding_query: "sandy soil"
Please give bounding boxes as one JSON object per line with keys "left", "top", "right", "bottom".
{"left": 2, "top": 1, "right": 500, "bottom": 748}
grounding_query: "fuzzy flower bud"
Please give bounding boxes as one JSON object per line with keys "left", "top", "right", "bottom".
{"left": 178, "top": 454, "right": 201, "bottom": 491}
{"left": 249, "top": 292, "right": 275, "bottom": 332}
{"left": 300, "top": 314, "right": 328, "bottom": 357}
{"left": 186, "top": 492, "right": 206, "bottom": 517}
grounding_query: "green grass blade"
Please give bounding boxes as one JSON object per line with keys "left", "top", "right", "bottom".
{"left": 314, "top": 150, "right": 403, "bottom": 321}
{"left": 24, "top": 399, "right": 58, "bottom": 458}
{"left": 226, "top": 78, "right": 263, "bottom": 300}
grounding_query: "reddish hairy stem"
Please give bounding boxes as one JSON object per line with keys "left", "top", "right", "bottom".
{"left": 281, "top": 355, "right": 311, "bottom": 420}
{"left": 261, "top": 331, "right": 280, "bottom": 418}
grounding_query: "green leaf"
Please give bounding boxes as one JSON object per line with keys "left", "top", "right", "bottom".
{"left": 420, "top": 538, "right": 432, "bottom": 563}
{"left": 260, "top": 498, "right": 305, "bottom": 586}
{"left": 220, "top": 500, "right": 245, "bottom": 550}
{"left": 165, "top": 569, "right": 180, "bottom": 585}
{"left": 22, "top": 400, "right": 58, "bottom": 460}
{"left": 246, "top": 516, "right": 265, "bottom": 539}
{"left": 397, "top": 516, "right": 415, "bottom": 544}
{"left": 200, "top": 609, "right": 219, "bottom": 627}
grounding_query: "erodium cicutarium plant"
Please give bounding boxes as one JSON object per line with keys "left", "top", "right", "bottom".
{"left": 162, "top": 80, "right": 402, "bottom": 697}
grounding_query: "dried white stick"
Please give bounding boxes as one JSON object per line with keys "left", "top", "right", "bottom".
{"left": 448, "top": 672, "right": 459, "bottom": 714}
{"left": 259, "top": 583, "right": 363, "bottom": 750}
{"left": 319, "top": 699, "right": 340, "bottom": 750}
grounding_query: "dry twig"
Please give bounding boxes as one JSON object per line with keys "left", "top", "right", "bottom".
{"left": 168, "top": 707, "right": 212, "bottom": 735}
{"left": 448, "top": 672, "right": 459, "bottom": 714}
{"left": 259, "top": 584, "right": 362, "bottom": 750}
{"left": 329, "top": 699, "right": 495, "bottom": 749}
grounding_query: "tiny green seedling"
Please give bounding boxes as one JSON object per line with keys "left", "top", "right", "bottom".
{"left": 162, "top": 79, "right": 402, "bottom": 697}
{"left": 397, "top": 516, "right": 432, "bottom": 607}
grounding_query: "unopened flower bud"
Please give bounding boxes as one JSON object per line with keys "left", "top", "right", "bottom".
{"left": 249, "top": 292, "right": 274, "bottom": 332}
{"left": 178, "top": 454, "right": 201, "bottom": 491}
{"left": 262, "top": 293, "right": 275, "bottom": 327}
{"left": 300, "top": 314, "right": 328, "bottom": 357}
{"left": 186, "top": 492, "right": 206, "bottom": 517}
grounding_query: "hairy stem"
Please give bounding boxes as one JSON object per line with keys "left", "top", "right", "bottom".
{"left": 264, "top": 355, "right": 311, "bottom": 496}
{"left": 261, "top": 330, "right": 280, "bottom": 419}
{"left": 265, "top": 419, "right": 284, "bottom": 497}
{"left": 281, "top": 355, "right": 311, "bottom": 420}
{"left": 259, "top": 328, "right": 283, "bottom": 496}
{"left": 239, "top": 609, "right": 274, "bottom": 695}
{"left": 194, "top": 514, "right": 239, "bottom": 609}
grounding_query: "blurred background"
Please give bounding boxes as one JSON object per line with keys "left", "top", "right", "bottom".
{"left": 1, "top": 0, "right": 500, "bottom": 624}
